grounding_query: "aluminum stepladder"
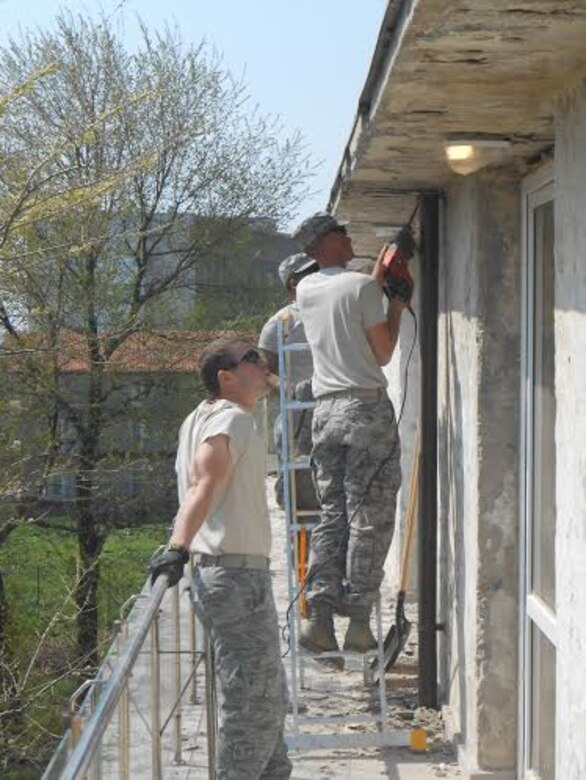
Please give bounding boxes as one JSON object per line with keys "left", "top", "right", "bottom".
{"left": 276, "top": 316, "right": 410, "bottom": 750}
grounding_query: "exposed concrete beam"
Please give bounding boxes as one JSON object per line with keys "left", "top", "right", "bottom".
{"left": 327, "top": 0, "right": 586, "bottom": 256}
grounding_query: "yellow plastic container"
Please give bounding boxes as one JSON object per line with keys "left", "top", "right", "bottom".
{"left": 410, "top": 727, "right": 427, "bottom": 752}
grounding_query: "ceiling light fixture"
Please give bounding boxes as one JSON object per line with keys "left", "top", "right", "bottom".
{"left": 444, "top": 137, "right": 512, "bottom": 175}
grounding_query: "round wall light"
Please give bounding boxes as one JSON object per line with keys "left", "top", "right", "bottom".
{"left": 445, "top": 138, "right": 512, "bottom": 175}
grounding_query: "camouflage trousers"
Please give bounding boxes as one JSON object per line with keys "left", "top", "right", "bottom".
{"left": 308, "top": 395, "right": 401, "bottom": 611}
{"left": 192, "top": 566, "right": 292, "bottom": 780}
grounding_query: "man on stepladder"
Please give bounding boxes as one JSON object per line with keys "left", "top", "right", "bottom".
{"left": 258, "top": 252, "right": 318, "bottom": 512}
{"left": 150, "top": 337, "right": 291, "bottom": 780}
{"left": 291, "top": 212, "right": 410, "bottom": 654}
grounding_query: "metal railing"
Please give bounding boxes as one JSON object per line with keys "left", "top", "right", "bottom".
{"left": 42, "top": 563, "right": 216, "bottom": 780}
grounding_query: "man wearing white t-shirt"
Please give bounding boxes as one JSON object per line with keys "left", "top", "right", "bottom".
{"left": 292, "top": 212, "right": 409, "bottom": 655}
{"left": 150, "top": 337, "right": 291, "bottom": 780}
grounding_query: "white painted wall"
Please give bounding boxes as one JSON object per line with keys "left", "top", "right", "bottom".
{"left": 554, "top": 80, "right": 586, "bottom": 780}
{"left": 383, "top": 262, "right": 421, "bottom": 595}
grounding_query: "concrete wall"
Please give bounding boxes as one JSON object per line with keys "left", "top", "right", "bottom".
{"left": 554, "top": 80, "right": 586, "bottom": 780}
{"left": 437, "top": 83, "right": 586, "bottom": 780}
{"left": 438, "top": 169, "right": 521, "bottom": 778}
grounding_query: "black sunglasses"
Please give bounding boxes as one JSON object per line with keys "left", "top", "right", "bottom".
{"left": 222, "top": 348, "right": 262, "bottom": 370}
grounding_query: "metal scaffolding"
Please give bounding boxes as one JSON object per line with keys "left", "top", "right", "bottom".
{"left": 276, "top": 316, "right": 410, "bottom": 751}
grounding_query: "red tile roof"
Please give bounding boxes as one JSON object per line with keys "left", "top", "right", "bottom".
{"left": 3, "top": 329, "right": 258, "bottom": 373}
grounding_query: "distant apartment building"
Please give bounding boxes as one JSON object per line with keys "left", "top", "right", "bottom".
{"left": 0, "top": 214, "right": 294, "bottom": 522}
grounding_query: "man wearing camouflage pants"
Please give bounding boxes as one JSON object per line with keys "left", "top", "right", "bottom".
{"left": 150, "top": 336, "right": 291, "bottom": 780}
{"left": 292, "top": 212, "right": 408, "bottom": 654}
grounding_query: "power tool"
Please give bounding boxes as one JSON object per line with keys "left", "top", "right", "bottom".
{"left": 380, "top": 204, "right": 418, "bottom": 307}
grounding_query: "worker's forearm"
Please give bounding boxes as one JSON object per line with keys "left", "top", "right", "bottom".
{"left": 267, "top": 372, "right": 280, "bottom": 393}
{"left": 169, "top": 479, "right": 216, "bottom": 549}
{"left": 260, "top": 349, "right": 278, "bottom": 375}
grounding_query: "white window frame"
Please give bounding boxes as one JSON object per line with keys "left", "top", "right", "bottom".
{"left": 518, "top": 161, "right": 556, "bottom": 780}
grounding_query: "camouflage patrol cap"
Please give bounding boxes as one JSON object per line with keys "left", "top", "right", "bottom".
{"left": 278, "top": 253, "right": 318, "bottom": 288}
{"left": 291, "top": 211, "right": 348, "bottom": 252}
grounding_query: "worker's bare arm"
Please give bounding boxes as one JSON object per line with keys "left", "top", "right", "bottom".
{"left": 259, "top": 348, "right": 280, "bottom": 391}
{"left": 371, "top": 242, "right": 389, "bottom": 286}
{"left": 169, "top": 434, "right": 231, "bottom": 549}
{"left": 259, "top": 348, "right": 278, "bottom": 375}
{"left": 365, "top": 298, "right": 405, "bottom": 366}
{"left": 365, "top": 320, "right": 392, "bottom": 365}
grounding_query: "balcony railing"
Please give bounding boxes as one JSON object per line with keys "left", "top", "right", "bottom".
{"left": 42, "top": 561, "right": 216, "bottom": 780}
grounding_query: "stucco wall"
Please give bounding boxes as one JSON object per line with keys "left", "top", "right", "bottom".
{"left": 554, "top": 80, "right": 586, "bottom": 780}
{"left": 439, "top": 169, "right": 521, "bottom": 777}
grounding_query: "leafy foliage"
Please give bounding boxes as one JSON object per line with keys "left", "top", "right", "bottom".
{"left": 0, "top": 12, "right": 307, "bottom": 773}
{"left": 0, "top": 522, "right": 167, "bottom": 775}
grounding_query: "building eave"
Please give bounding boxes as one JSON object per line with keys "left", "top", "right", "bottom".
{"left": 329, "top": 0, "right": 586, "bottom": 256}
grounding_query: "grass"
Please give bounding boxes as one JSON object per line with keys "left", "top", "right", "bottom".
{"left": 1, "top": 520, "right": 168, "bottom": 640}
{"left": 2, "top": 769, "right": 39, "bottom": 780}
{"left": 0, "top": 520, "right": 168, "bottom": 777}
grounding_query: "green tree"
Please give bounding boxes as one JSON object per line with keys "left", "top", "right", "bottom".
{"left": 0, "top": 62, "right": 161, "bottom": 749}
{"left": 0, "top": 12, "right": 309, "bottom": 668}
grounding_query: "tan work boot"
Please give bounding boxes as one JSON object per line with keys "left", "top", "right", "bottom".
{"left": 299, "top": 600, "right": 339, "bottom": 653}
{"left": 343, "top": 606, "right": 377, "bottom": 652}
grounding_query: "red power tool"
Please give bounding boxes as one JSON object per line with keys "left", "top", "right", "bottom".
{"left": 380, "top": 205, "right": 418, "bottom": 307}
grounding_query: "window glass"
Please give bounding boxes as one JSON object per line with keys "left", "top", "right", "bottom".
{"left": 531, "top": 200, "right": 556, "bottom": 609}
{"left": 530, "top": 624, "right": 556, "bottom": 780}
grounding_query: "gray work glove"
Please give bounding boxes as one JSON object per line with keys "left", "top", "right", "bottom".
{"left": 294, "top": 379, "right": 313, "bottom": 402}
{"left": 149, "top": 545, "right": 189, "bottom": 588}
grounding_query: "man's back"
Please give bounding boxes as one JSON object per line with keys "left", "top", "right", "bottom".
{"left": 297, "top": 268, "right": 386, "bottom": 398}
{"left": 258, "top": 302, "right": 313, "bottom": 387}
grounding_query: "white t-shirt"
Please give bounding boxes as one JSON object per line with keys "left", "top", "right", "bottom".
{"left": 175, "top": 399, "right": 270, "bottom": 557}
{"left": 258, "top": 302, "right": 313, "bottom": 387}
{"left": 297, "top": 267, "right": 387, "bottom": 398}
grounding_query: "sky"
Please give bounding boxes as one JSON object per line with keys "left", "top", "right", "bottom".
{"left": 0, "top": 0, "right": 387, "bottom": 226}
